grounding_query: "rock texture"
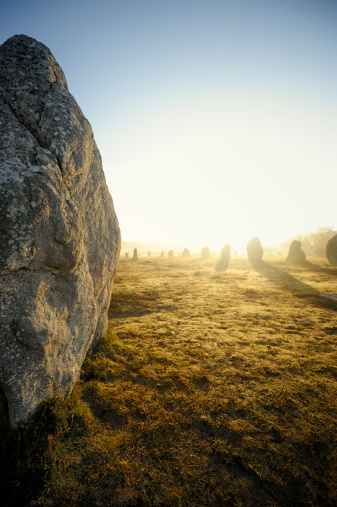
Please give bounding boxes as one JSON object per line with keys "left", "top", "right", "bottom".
{"left": 247, "top": 237, "right": 263, "bottom": 264}
{"left": 326, "top": 234, "right": 337, "bottom": 266}
{"left": 0, "top": 35, "right": 120, "bottom": 427}
{"left": 286, "top": 240, "right": 306, "bottom": 263}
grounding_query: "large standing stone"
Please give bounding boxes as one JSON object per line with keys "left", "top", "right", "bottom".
{"left": 326, "top": 234, "right": 337, "bottom": 266}
{"left": 0, "top": 35, "right": 120, "bottom": 427}
{"left": 286, "top": 240, "right": 306, "bottom": 263}
{"left": 247, "top": 237, "right": 263, "bottom": 263}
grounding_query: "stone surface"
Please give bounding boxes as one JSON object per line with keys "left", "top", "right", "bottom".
{"left": 286, "top": 240, "right": 306, "bottom": 263}
{"left": 0, "top": 34, "right": 120, "bottom": 427}
{"left": 182, "top": 248, "right": 190, "bottom": 258}
{"left": 246, "top": 237, "right": 263, "bottom": 263}
{"left": 215, "top": 244, "right": 231, "bottom": 271}
{"left": 326, "top": 234, "right": 337, "bottom": 266}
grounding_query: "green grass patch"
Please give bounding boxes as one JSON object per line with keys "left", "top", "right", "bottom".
{"left": 2, "top": 256, "right": 337, "bottom": 506}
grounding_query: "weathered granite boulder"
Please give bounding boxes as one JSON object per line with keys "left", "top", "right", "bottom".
{"left": 247, "top": 237, "right": 263, "bottom": 263}
{"left": 286, "top": 240, "right": 306, "bottom": 263}
{"left": 326, "top": 234, "right": 337, "bottom": 266}
{"left": 0, "top": 35, "right": 120, "bottom": 427}
{"left": 215, "top": 244, "right": 231, "bottom": 272}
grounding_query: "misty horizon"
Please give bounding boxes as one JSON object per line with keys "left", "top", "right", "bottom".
{"left": 120, "top": 226, "right": 336, "bottom": 257}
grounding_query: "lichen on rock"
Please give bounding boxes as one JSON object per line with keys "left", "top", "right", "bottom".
{"left": 0, "top": 34, "right": 121, "bottom": 427}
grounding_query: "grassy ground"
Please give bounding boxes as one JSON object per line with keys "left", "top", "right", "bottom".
{"left": 2, "top": 255, "right": 337, "bottom": 506}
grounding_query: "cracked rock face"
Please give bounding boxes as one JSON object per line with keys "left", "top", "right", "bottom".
{"left": 326, "top": 235, "right": 337, "bottom": 266}
{"left": 0, "top": 34, "right": 120, "bottom": 427}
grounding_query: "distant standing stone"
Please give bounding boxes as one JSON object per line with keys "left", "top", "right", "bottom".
{"left": 201, "top": 246, "right": 211, "bottom": 259}
{"left": 182, "top": 248, "right": 190, "bottom": 257}
{"left": 168, "top": 250, "right": 174, "bottom": 257}
{"left": 286, "top": 240, "right": 306, "bottom": 263}
{"left": 215, "top": 244, "right": 231, "bottom": 271}
{"left": 247, "top": 237, "right": 263, "bottom": 263}
{"left": 133, "top": 248, "right": 138, "bottom": 260}
{"left": 326, "top": 234, "right": 337, "bottom": 266}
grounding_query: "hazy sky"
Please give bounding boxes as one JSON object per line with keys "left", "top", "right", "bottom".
{"left": 1, "top": 0, "right": 337, "bottom": 252}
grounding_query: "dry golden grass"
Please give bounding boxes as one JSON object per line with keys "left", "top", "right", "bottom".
{"left": 5, "top": 255, "right": 337, "bottom": 506}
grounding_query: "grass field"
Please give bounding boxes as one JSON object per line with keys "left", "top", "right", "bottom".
{"left": 2, "top": 255, "right": 337, "bottom": 506}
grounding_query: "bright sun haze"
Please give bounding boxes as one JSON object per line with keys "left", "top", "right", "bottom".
{"left": 2, "top": 0, "right": 337, "bottom": 252}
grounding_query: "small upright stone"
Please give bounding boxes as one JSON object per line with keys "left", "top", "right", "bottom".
{"left": 286, "top": 240, "right": 306, "bottom": 263}
{"left": 133, "top": 248, "right": 138, "bottom": 260}
{"left": 215, "top": 244, "right": 231, "bottom": 272}
{"left": 201, "top": 246, "right": 211, "bottom": 259}
{"left": 247, "top": 237, "right": 263, "bottom": 264}
{"left": 168, "top": 250, "right": 174, "bottom": 257}
{"left": 326, "top": 234, "right": 337, "bottom": 266}
{"left": 182, "top": 248, "right": 190, "bottom": 258}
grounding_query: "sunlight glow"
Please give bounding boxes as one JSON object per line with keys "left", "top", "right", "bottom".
{"left": 2, "top": 0, "right": 336, "bottom": 254}
{"left": 104, "top": 93, "right": 337, "bottom": 253}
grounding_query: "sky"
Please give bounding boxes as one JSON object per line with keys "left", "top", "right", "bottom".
{"left": 1, "top": 0, "right": 337, "bottom": 253}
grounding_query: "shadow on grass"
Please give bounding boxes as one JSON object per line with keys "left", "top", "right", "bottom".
{"left": 0, "top": 396, "right": 69, "bottom": 507}
{"left": 252, "top": 261, "right": 318, "bottom": 296}
{"left": 109, "top": 290, "right": 177, "bottom": 319}
{"left": 252, "top": 261, "right": 337, "bottom": 311}
{"left": 301, "top": 262, "right": 337, "bottom": 277}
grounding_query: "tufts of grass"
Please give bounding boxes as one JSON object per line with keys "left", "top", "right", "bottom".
{"left": 2, "top": 256, "right": 337, "bottom": 505}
